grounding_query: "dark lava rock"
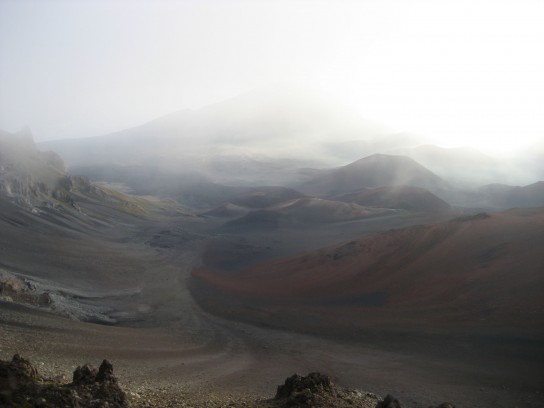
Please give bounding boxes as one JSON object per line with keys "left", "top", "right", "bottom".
{"left": 378, "top": 394, "right": 401, "bottom": 408}
{"left": 0, "top": 354, "right": 39, "bottom": 395}
{"left": 276, "top": 372, "right": 334, "bottom": 399}
{"left": 0, "top": 354, "right": 128, "bottom": 407}
{"left": 72, "top": 363, "right": 98, "bottom": 385}
{"left": 273, "top": 372, "right": 378, "bottom": 408}
{"left": 95, "top": 359, "right": 115, "bottom": 383}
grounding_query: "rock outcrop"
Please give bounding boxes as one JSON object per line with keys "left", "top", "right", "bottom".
{"left": 0, "top": 357, "right": 457, "bottom": 408}
{"left": 0, "top": 128, "right": 79, "bottom": 211}
{"left": 0, "top": 128, "right": 141, "bottom": 216}
{"left": 273, "top": 372, "right": 378, "bottom": 408}
{"left": 271, "top": 372, "right": 455, "bottom": 408}
{"left": 0, "top": 354, "right": 128, "bottom": 407}
{"left": 0, "top": 270, "right": 53, "bottom": 307}
{"left": 377, "top": 394, "right": 401, "bottom": 408}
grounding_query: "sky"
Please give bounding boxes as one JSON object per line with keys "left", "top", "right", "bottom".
{"left": 1, "top": 0, "right": 543, "bottom": 155}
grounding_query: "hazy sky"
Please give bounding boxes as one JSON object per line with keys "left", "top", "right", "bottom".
{"left": 1, "top": 0, "right": 543, "bottom": 154}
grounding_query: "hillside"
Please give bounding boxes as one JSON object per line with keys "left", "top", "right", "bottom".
{"left": 391, "top": 144, "right": 543, "bottom": 187}
{"left": 298, "top": 154, "right": 448, "bottom": 197}
{"left": 1, "top": 129, "right": 193, "bottom": 220}
{"left": 223, "top": 197, "right": 392, "bottom": 231}
{"left": 391, "top": 145, "right": 507, "bottom": 185}
{"left": 336, "top": 186, "right": 451, "bottom": 213}
{"left": 0, "top": 128, "right": 67, "bottom": 209}
{"left": 37, "top": 89, "right": 390, "bottom": 182}
{"left": 227, "top": 187, "right": 306, "bottom": 208}
{"left": 0, "top": 128, "right": 194, "bottom": 313}
{"left": 193, "top": 208, "right": 544, "bottom": 337}
{"left": 2, "top": 132, "right": 543, "bottom": 408}
{"left": 202, "top": 186, "right": 306, "bottom": 220}
{"left": 477, "top": 182, "right": 544, "bottom": 208}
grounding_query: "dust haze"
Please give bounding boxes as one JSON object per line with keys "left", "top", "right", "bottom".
{"left": 1, "top": 1, "right": 543, "bottom": 408}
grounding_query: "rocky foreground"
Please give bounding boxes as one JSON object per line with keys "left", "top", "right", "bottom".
{"left": 0, "top": 355, "right": 455, "bottom": 408}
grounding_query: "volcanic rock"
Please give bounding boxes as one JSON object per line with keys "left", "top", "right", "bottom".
{"left": 0, "top": 354, "right": 128, "bottom": 407}
{"left": 378, "top": 394, "right": 401, "bottom": 408}
{"left": 0, "top": 354, "right": 39, "bottom": 394}
{"left": 72, "top": 363, "right": 98, "bottom": 386}
{"left": 276, "top": 372, "right": 334, "bottom": 399}
{"left": 273, "top": 372, "right": 378, "bottom": 408}
{"left": 95, "top": 359, "right": 115, "bottom": 384}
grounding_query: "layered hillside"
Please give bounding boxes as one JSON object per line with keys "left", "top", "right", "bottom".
{"left": 193, "top": 208, "right": 544, "bottom": 337}
{"left": 0, "top": 129, "right": 195, "bottom": 324}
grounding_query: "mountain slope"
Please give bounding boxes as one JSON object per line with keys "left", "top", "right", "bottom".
{"left": 336, "top": 186, "right": 451, "bottom": 212}
{"left": 1, "top": 128, "right": 67, "bottom": 209}
{"left": 192, "top": 208, "right": 544, "bottom": 337}
{"left": 223, "top": 197, "right": 391, "bottom": 230}
{"left": 477, "top": 182, "right": 544, "bottom": 208}
{"left": 1, "top": 128, "right": 192, "bottom": 218}
{"left": 38, "top": 88, "right": 387, "bottom": 169}
{"left": 298, "top": 154, "right": 448, "bottom": 197}
{"left": 393, "top": 144, "right": 541, "bottom": 187}
{"left": 34, "top": 89, "right": 402, "bottom": 189}
{"left": 0, "top": 128, "right": 196, "bottom": 324}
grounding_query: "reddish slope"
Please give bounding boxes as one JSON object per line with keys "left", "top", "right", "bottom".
{"left": 192, "top": 208, "right": 544, "bottom": 336}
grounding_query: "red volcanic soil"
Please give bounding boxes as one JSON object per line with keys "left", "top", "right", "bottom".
{"left": 336, "top": 186, "right": 451, "bottom": 213}
{"left": 192, "top": 208, "right": 544, "bottom": 337}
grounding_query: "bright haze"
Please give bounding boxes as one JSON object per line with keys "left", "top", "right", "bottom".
{"left": 1, "top": 0, "right": 543, "bottom": 156}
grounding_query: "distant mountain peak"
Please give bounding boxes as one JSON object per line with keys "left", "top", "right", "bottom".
{"left": 348, "top": 153, "right": 416, "bottom": 165}
{"left": 298, "top": 153, "right": 447, "bottom": 197}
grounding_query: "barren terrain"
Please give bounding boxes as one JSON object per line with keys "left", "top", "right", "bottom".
{"left": 1, "top": 129, "right": 543, "bottom": 407}
{"left": 2, "top": 198, "right": 543, "bottom": 407}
